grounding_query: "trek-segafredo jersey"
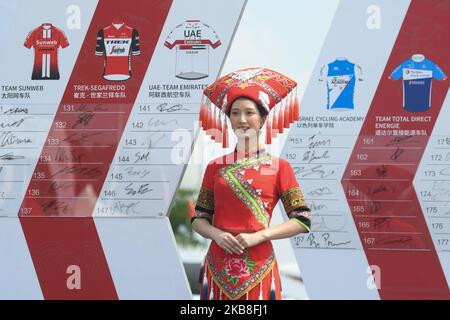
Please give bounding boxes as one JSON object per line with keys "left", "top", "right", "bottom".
{"left": 320, "top": 59, "right": 363, "bottom": 110}
{"left": 390, "top": 55, "right": 447, "bottom": 112}
{"left": 24, "top": 23, "right": 69, "bottom": 80}
{"left": 95, "top": 21, "right": 140, "bottom": 81}
{"left": 164, "top": 20, "right": 221, "bottom": 80}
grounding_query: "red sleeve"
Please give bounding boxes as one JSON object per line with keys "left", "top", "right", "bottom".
{"left": 24, "top": 30, "right": 34, "bottom": 48}
{"left": 59, "top": 30, "right": 69, "bottom": 48}
{"left": 192, "top": 161, "right": 216, "bottom": 223}
{"left": 277, "top": 159, "right": 311, "bottom": 229}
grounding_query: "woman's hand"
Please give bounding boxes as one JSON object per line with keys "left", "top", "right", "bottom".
{"left": 236, "top": 232, "right": 265, "bottom": 249}
{"left": 212, "top": 231, "right": 244, "bottom": 255}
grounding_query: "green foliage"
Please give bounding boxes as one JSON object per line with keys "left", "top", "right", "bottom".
{"left": 168, "top": 188, "right": 207, "bottom": 248}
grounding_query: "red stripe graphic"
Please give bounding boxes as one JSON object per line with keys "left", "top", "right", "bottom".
{"left": 18, "top": 0, "right": 173, "bottom": 299}
{"left": 342, "top": 0, "right": 449, "bottom": 299}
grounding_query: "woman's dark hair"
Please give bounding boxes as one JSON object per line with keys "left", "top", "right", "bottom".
{"left": 226, "top": 97, "right": 268, "bottom": 118}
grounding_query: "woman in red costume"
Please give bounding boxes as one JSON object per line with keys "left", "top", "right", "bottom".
{"left": 192, "top": 68, "right": 311, "bottom": 300}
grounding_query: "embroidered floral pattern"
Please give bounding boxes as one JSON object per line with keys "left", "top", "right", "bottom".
{"left": 288, "top": 210, "right": 311, "bottom": 220}
{"left": 280, "top": 186, "right": 307, "bottom": 213}
{"left": 219, "top": 153, "right": 273, "bottom": 228}
{"left": 192, "top": 210, "right": 213, "bottom": 223}
{"left": 221, "top": 255, "right": 255, "bottom": 285}
{"left": 196, "top": 186, "right": 214, "bottom": 213}
{"left": 207, "top": 249, "right": 275, "bottom": 300}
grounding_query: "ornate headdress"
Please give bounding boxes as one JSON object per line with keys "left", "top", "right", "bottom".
{"left": 199, "top": 67, "right": 299, "bottom": 148}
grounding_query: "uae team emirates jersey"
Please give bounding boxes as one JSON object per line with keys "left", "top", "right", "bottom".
{"left": 95, "top": 22, "right": 140, "bottom": 81}
{"left": 24, "top": 23, "right": 69, "bottom": 80}
{"left": 164, "top": 20, "right": 221, "bottom": 80}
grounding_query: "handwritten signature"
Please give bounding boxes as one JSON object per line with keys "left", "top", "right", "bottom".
{"left": 307, "top": 187, "right": 332, "bottom": 197}
{"left": 55, "top": 148, "right": 86, "bottom": 163}
{"left": 293, "top": 164, "right": 335, "bottom": 179}
{"left": 440, "top": 166, "right": 450, "bottom": 176}
{"left": 312, "top": 216, "right": 347, "bottom": 232}
{"left": 0, "top": 116, "right": 33, "bottom": 129}
{"left": 50, "top": 166, "right": 103, "bottom": 178}
{"left": 294, "top": 232, "right": 352, "bottom": 248}
{"left": 148, "top": 117, "right": 180, "bottom": 129}
{"left": 48, "top": 181, "right": 74, "bottom": 193}
{"left": 141, "top": 132, "right": 166, "bottom": 149}
{"left": 307, "top": 134, "right": 331, "bottom": 149}
{"left": 134, "top": 151, "right": 150, "bottom": 164}
{"left": 0, "top": 152, "right": 25, "bottom": 160}
{"left": 123, "top": 166, "right": 151, "bottom": 179}
{"left": 63, "top": 132, "right": 102, "bottom": 144}
{"left": 0, "top": 131, "right": 32, "bottom": 147}
{"left": 302, "top": 149, "right": 331, "bottom": 164}
{"left": 375, "top": 235, "right": 413, "bottom": 246}
{"left": 74, "top": 103, "right": 107, "bottom": 112}
{"left": 3, "top": 107, "right": 28, "bottom": 114}
{"left": 98, "top": 201, "right": 140, "bottom": 215}
{"left": 125, "top": 183, "right": 152, "bottom": 196}
{"left": 367, "top": 184, "right": 389, "bottom": 195}
{"left": 390, "top": 147, "right": 404, "bottom": 161}
{"left": 385, "top": 135, "right": 419, "bottom": 147}
{"left": 42, "top": 200, "right": 69, "bottom": 215}
{"left": 156, "top": 103, "right": 189, "bottom": 113}
{"left": 71, "top": 112, "right": 95, "bottom": 129}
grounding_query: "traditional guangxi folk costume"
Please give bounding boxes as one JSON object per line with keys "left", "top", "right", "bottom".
{"left": 192, "top": 68, "right": 312, "bottom": 300}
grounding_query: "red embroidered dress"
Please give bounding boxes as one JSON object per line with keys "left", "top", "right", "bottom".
{"left": 193, "top": 148, "right": 311, "bottom": 300}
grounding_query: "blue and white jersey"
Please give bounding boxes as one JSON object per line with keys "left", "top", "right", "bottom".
{"left": 390, "top": 55, "right": 447, "bottom": 112}
{"left": 320, "top": 59, "right": 363, "bottom": 110}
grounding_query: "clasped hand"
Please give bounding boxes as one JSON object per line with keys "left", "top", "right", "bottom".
{"left": 213, "top": 231, "right": 264, "bottom": 255}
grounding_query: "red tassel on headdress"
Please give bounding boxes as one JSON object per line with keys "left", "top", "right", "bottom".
{"left": 283, "top": 98, "right": 291, "bottom": 128}
{"left": 199, "top": 101, "right": 204, "bottom": 129}
{"left": 294, "top": 93, "right": 300, "bottom": 121}
{"left": 222, "top": 116, "right": 229, "bottom": 148}
{"left": 277, "top": 105, "right": 284, "bottom": 134}
{"left": 265, "top": 118, "right": 272, "bottom": 145}
{"left": 215, "top": 112, "right": 223, "bottom": 143}
{"left": 201, "top": 262, "right": 208, "bottom": 300}
{"left": 289, "top": 93, "right": 295, "bottom": 124}
{"left": 204, "top": 105, "right": 210, "bottom": 133}
{"left": 207, "top": 105, "right": 214, "bottom": 136}
{"left": 272, "top": 109, "right": 278, "bottom": 138}
{"left": 211, "top": 108, "right": 217, "bottom": 140}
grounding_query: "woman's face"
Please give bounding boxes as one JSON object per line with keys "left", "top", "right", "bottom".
{"left": 229, "top": 98, "right": 265, "bottom": 139}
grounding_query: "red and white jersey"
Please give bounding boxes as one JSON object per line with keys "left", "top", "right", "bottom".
{"left": 165, "top": 20, "right": 221, "bottom": 80}
{"left": 95, "top": 22, "right": 140, "bottom": 81}
{"left": 24, "top": 23, "right": 69, "bottom": 80}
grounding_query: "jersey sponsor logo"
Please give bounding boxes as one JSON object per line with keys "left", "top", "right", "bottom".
{"left": 330, "top": 76, "right": 351, "bottom": 87}
{"left": 109, "top": 46, "right": 126, "bottom": 55}
{"left": 35, "top": 40, "right": 58, "bottom": 46}
{"left": 403, "top": 68, "right": 432, "bottom": 80}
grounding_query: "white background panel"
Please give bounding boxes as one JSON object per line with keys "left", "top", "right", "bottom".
{"left": 95, "top": 217, "right": 192, "bottom": 299}
{"left": 0, "top": 218, "right": 43, "bottom": 299}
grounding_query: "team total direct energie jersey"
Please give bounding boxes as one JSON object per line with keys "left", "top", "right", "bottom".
{"left": 320, "top": 58, "right": 363, "bottom": 110}
{"left": 95, "top": 21, "right": 140, "bottom": 81}
{"left": 390, "top": 55, "right": 447, "bottom": 112}
{"left": 24, "top": 23, "right": 69, "bottom": 80}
